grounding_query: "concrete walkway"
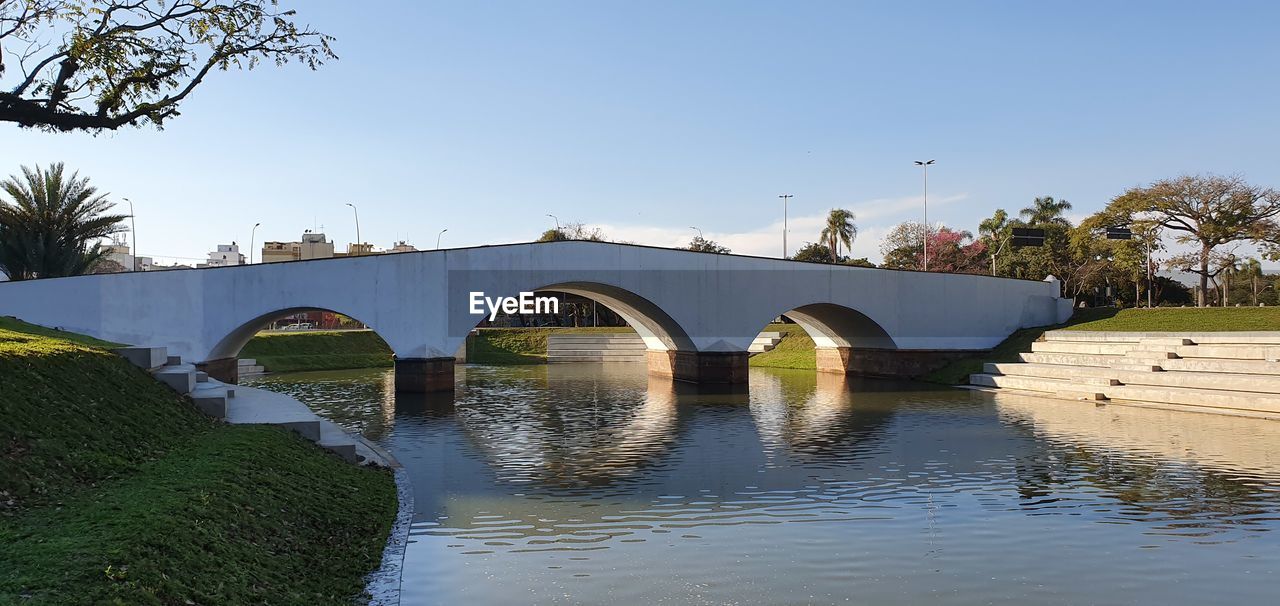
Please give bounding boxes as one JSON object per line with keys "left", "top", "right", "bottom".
{"left": 221, "top": 381, "right": 387, "bottom": 465}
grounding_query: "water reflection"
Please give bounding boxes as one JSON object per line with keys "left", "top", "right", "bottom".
{"left": 247, "top": 364, "right": 1280, "bottom": 605}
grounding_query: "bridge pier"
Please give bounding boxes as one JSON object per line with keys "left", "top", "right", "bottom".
{"left": 196, "top": 357, "right": 239, "bottom": 384}
{"left": 646, "top": 350, "right": 749, "bottom": 384}
{"left": 394, "top": 357, "right": 456, "bottom": 392}
{"left": 816, "top": 346, "right": 981, "bottom": 378}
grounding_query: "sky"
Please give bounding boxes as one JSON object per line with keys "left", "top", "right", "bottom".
{"left": 2, "top": 0, "right": 1278, "bottom": 267}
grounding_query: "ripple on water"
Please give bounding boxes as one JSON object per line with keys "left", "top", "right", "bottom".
{"left": 249, "top": 365, "right": 1280, "bottom": 605}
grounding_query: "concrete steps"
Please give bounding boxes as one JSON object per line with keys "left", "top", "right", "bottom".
{"left": 547, "top": 333, "right": 647, "bottom": 363}
{"left": 109, "top": 344, "right": 379, "bottom": 466}
{"left": 974, "top": 330, "right": 1280, "bottom": 417}
{"left": 238, "top": 358, "right": 265, "bottom": 376}
{"left": 748, "top": 332, "right": 782, "bottom": 353}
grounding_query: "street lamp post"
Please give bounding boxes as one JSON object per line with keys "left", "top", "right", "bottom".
{"left": 437, "top": 228, "right": 448, "bottom": 250}
{"left": 690, "top": 226, "right": 703, "bottom": 239}
{"left": 778, "top": 194, "right": 793, "bottom": 258}
{"left": 346, "top": 203, "right": 361, "bottom": 256}
{"left": 546, "top": 214, "right": 560, "bottom": 230}
{"left": 914, "top": 160, "right": 935, "bottom": 271}
{"left": 249, "top": 222, "right": 260, "bottom": 264}
{"left": 123, "top": 197, "right": 137, "bottom": 271}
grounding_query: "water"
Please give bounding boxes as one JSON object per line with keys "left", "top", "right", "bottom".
{"left": 246, "top": 364, "right": 1280, "bottom": 605}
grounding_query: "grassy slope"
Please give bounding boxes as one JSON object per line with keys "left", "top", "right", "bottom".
{"left": 0, "top": 316, "right": 124, "bottom": 348}
{"left": 748, "top": 323, "right": 816, "bottom": 370}
{"left": 468, "top": 326, "right": 634, "bottom": 364}
{"left": 1063, "top": 307, "right": 1280, "bottom": 332}
{"left": 0, "top": 323, "right": 395, "bottom": 605}
{"left": 242, "top": 330, "right": 393, "bottom": 372}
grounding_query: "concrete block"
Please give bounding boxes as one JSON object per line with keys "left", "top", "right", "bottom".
{"left": 280, "top": 420, "right": 322, "bottom": 442}
{"left": 192, "top": 394, "right": 227, "bottom": 418}
{"left": 153, "top": 368, "right": 196, "bottom": 394}
{"left": 112, "top": 346, "right": 168, "bottom": 370}
{"left": 195, "top": 371, "right": 209, "bottom": 383}
{"left": 166, "top": 355, "right": 182, "bottom": 366}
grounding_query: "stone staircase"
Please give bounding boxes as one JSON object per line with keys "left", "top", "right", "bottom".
{"left": 748, "top": 331, "right": 783, "bottom": 353}
{"left": 238, "top": 357, "right": 265, "bottom": 377}
{"left": 546, "top": 333, "right": 646, "bottom": 362}
{"left": 969, "top": 331, "right": 1280, "bottom": 418}
{"left": 545, "top": 331, "right": 783, "bottom": 362}
{"left": 113, "top": 346, "right": 382, "bottom": 465}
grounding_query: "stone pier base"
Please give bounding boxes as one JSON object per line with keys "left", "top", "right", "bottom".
{"left": 816, "top": 347, "right": 981, "bottom": 379}
{"left": 646, "top": 350, "right": 749, "bottom": 384}
{"left": 196, "top": 357, "right": 238, "bottom": 384}
{"left": 394, "top": 357, "right": 456, "bottom": 393}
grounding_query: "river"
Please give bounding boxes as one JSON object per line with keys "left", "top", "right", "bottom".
{"left": 245, "top": 363, "right": 1280, "bottom": 605}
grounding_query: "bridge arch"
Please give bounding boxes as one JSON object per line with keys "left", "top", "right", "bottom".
{"left": 530, "top": 281, "right": 696, "bottom": 352}
{"left": 744, "top": 301, "right": 931, "bottom": 377}
{"left": 201, "top": 306, "right": 397, "bottom": 383}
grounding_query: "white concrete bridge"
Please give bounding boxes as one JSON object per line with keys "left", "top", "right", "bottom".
{"left": 0, "top": 241, "right": 1073, "bottom": 391}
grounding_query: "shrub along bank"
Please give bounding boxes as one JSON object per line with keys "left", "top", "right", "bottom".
{"left": 0, "top": 319, "right": 396, "bottom": 605}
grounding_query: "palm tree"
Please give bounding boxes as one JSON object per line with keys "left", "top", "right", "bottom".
{"left": 1019, "top": 196, "right": 1073, "bottom": 226}
{"left": 0, "top": 163, "right": 126, "bottom": 280}
{"left": 819, "top": 208, "right": 857, "bottom": 262}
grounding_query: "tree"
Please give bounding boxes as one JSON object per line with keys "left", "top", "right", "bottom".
{"left": 819, "top": 208, "right": 857, "bottom": 263}
{"left": 978, "top": 208, "right": 1014, "bottom": 275}
{"left": 536, "top": 222, "right": 604, "bottom": 242}
{"left": 1020, "top": 196, "right": 1073, "bottom": 227}
{"left": 0, "top": 162, "right": 127, "bottom": 279}
{"left": 879, "top": 221, "right": 988, "bottom": 274}
{"left": 1103, "top": 174, "right": 1280, "bottom": 306}
{"left": 688, "top": 235, "right": 730, "bottom": 254}
{"left": 0, "top": 1, "right": 335, "bottom": 132}
{"left": 791, "top": 241, "right": 834, "bottom": 263}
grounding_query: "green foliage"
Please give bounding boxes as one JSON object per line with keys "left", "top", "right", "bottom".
{"left": 688, "top": 235, "right": 730, "bottom": 254}
{"left": 0, "top": 1, "right": 336, "bottom": 131}
{"left": 0, "top": 320, "right": 396, "bottom": 604}
{"left": 819, "top": 209, "right": 857, "bottom": 262}
{"left": 1100, "top": 174, "right": 1280, "bottom": 306}
{"left": 791, "top": 241, "right": 835, "bottom": 263}
{"left": 748, "top": 324, "right": 816, "bottom": 370}
{"left": 536, "top": 222, "right": 604, "bottom": 242}
{"left": 0, "top": 163, "right": 128, "bottom": 280}
{"left": 1019, "top": 196, "right": 1073, "bottom": 226}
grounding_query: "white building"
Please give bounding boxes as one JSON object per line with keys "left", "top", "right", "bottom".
{"left": 390, "top": 241, "right": 418, "bottom": 253}
{"left": 200, "top": 242, "right": 245, "bottom": 267}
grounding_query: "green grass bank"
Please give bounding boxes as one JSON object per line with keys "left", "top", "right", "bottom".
{"left": 748, "top": 323, "right": 817, "bottom": 370}
{"left": 242, "top": 329, "right": 394, "bottom": 372}
{"left": 0, "top": 319, "right": 396, "bottom": 605}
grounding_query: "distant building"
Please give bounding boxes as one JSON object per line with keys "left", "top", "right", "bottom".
{"left": 103, "top": 237, "right": 136, "bottom": 271}
{"left": 262, "top": 231, "right": 336, "bottom": 263}
{"left": 199, "top": 242, "right": 244, "bottom": 268}
{"left": 345, "top": 242, "right": 375, "bottom": 256}
{"left": 389, "top": 241, "right": 417, "bottom": 253}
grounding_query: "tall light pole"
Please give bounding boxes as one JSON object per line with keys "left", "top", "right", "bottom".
{"left": 123, "top": 197, "right": 137, "bottom": 271}
{"left": 546, "top": 214, "right": 560, "bottom": 230}
{"left": 249, "top": 222, "right": 261, "bottom": 264}
{"left": 690, "top": 226, "right": 703, "bottom": 239}
{"left": 346, "top": 202, "right": 361, "bottom": 256}
{"left": 914, "top": 160, "right": 935, "bottom": 271}
{"left": 778, "top": 194, "right": 793, "bottom": 258}
{"left": 436, "top": 228, "right": 448, "bottom": 250}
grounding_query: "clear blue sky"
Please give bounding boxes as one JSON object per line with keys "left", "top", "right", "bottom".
{"left": 3, "top": 1, "right": 1278, "bottom": 266}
